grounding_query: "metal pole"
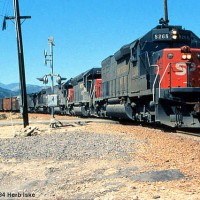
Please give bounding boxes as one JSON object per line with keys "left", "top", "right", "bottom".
{"left": 13, "top": 0, "right": 29, "bottom": 127}
{"left": 49, "top": 38, "right": 54, "bottom": 119}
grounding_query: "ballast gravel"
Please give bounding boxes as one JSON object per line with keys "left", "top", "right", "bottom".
{"left": 0, "top": 120, "right": 199, "bottom": 200}
{"left": 0, "top": 131, "right": 136, "bottom": 161}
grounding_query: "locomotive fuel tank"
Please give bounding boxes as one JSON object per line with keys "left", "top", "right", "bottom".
{"left": 106, "top": 104, "right": 133, "bottom": 119}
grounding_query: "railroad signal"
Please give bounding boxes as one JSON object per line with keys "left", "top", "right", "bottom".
{"left": 36, "top": 76, "right": 47, "bottom": 84}
{"left": 56, "top": 75, "right": 67, "bottom": 85}
{"left": 37, "top": 37, "right": 66, "bottom": 128}
{"left": 37, "top": 74, "right": 66, "bottom": 85}
{"left": 36, "top": 77, "right": 43, "bottom": 82}
{"left": 43, "top": 75, "right": 48, "bottom": 84}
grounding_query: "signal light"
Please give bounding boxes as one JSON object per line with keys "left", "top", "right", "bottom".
{"left": 37, "top": 75, "right": 48, "bottom": 84}
{"left": 56, "top": 74, "right": 67, "bottom": 84}
{"left": 43, "top": 75, "right": 48, "bottom": 84}
{"left": 56, "top": 75, "right": 62, "bottom": 84}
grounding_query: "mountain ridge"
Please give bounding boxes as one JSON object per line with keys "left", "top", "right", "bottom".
{"left": 0, "top": 83, "right": 44, "bottom": 98}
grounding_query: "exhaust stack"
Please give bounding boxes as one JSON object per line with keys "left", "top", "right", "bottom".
{"left": 164, "top": 0, "right": 169, "bottom": 25}
{"left": 159, "top": 0, "right": 169, "bottom": 26}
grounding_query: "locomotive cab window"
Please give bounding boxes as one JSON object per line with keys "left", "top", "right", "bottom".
{"left": 86, "top": 80, "right": 92, "bottom": 92}
{"left": 130, "top": 40, "right": 138, "bottom": 64}
{"left": 131, "top": 48, "right": 137, "bottom": 63}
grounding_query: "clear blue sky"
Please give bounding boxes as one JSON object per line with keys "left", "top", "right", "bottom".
{"left": 0, "top": 0, "right": 200, "bottom": 85}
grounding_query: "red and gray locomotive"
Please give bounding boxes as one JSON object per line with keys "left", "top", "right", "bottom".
{"left": 64, "top": 22, "right": 200, "bottom": 128}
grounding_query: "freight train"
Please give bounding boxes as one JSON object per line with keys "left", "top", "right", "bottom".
{"left": 1, "top": 13, "right": 200, "bottom": 129}
{"left": 63, "top": 22, "right": 200, "bottom": 128}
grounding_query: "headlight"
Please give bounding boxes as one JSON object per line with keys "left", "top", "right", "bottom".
{"left": 182, "top": 54, "right": 187, "bottom": 59}
{"left": 172, "top": 35, "right": 178, "bottom": 39}
{"left": 171, "top": 29, "right": 178, "bottom": 40}
{"left": 197, "top": 53, "right": 200, "bottom": 59}
{"left": 182, "top": 54, "right": 191, "bottom": 60}
{"left": 172, "top": 30, "right": 177, "bottom": 35}
{"left": 186, "top": 54, "right": 192, "bottom": 59}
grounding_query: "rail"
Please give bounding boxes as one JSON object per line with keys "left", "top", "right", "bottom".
{"left": 176, "top": 130, "right": 200, "bottom": 137}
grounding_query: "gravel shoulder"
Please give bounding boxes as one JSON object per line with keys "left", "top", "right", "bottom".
{"left": 0, "top": 113, "right": 199, "bottom": 199}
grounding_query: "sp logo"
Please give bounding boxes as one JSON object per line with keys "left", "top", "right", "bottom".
{"left": 175, "top": 62, "right": 187, "bottom": 76}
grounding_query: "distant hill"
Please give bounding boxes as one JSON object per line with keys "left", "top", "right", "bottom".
{"left": 1, "top": 83, "right": 20, "bottom": 91}
{"left": 0, "top": 83, "right": 44, "bottom": 98}
{"left": 0, "top": 87, "right": 18, "bottom": 98}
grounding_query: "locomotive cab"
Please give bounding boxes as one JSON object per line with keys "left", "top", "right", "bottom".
{"left": 150, "top": 26, "right": 200, "bottom": 128}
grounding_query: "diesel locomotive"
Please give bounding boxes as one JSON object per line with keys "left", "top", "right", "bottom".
{"left": 62, "top": 23, "right": 200, "bottom": 128}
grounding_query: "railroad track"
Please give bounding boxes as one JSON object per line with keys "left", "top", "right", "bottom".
{"left": 118, "top": 119, "right": 200, "bottom": 137}
{"left": 175, "top": 130, "right": 200, "bottom": 137}
{"left": 119, "top": 121, "right": 200, "bottom": 138}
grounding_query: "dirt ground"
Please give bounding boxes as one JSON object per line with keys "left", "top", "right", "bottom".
{"left": 0, "top": 112, "right": 77, "bottom": 121}
{"left": 0, "top": 112, "right": 199, "bottom": 200}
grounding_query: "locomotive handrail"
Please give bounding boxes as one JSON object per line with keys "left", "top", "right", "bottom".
{"left": 151, "top": 64, "right": 160, "bottom": 102}
{"left": 146, "top": 51, "right": 151, "bottom": 68}
{"left": 159, "top": 62, "right": 171, "bottom": 98}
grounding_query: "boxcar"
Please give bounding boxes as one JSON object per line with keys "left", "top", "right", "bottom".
{"left": 3, "top": 98, "right": 12, "bottom": 111}
{"left": 11, "top": 96, "right": 20, "bottom": 111}
{"left": 3, "top": 97, "right": 19, "bottom": 111}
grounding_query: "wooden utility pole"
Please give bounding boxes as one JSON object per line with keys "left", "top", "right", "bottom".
{"left": 14, "top": 0, "right": 30, "bottom": 127}
{"left": 3, "top": 1, "right": 31, "bottom": 127}
{"left": 2, "top": 0, "right": 31, "bottom": 127}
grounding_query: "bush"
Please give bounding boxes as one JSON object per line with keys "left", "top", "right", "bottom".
{"left": 0, "top": 114, "right": 7, "bottom": 120}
